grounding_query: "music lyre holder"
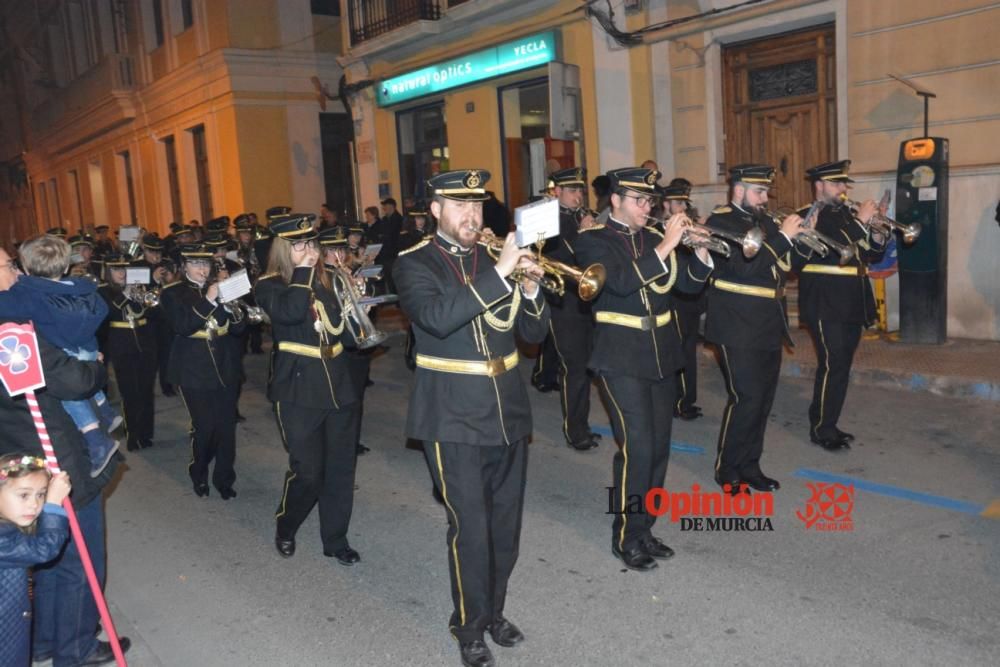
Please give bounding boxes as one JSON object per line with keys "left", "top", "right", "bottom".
{"left": 887, "top": 72, "right": 937, "bottom": 137}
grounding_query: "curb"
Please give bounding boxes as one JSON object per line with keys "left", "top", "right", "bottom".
{"left": 780, "top": 359, "right": 1000, "bottom": 402}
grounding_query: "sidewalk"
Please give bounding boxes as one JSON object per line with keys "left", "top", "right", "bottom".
{"left": 779, "top": 327, "right": 1000, "bottom": 402}
{"left": 377, "top": 306, "right": 1000, "bottom": 402}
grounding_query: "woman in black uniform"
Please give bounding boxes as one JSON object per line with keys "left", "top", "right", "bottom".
{"left": 254, "top": 214, "right": 364, "bottom": 565}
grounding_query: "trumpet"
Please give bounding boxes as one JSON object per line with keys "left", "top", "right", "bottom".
{"left": 644, "top": 215, "right": 763, "bottom": 259}
{"left": 770, "top": 208, "right": 855, "bottom": 265}
{"left": 330, "top": 262, "right": 390, "bottom": 349}
{"left": 221, "top": 298, "right": 268, "bottom": 325}
{"left": 840, "top": 195, "right": 921, "bottom": 244}
{"left": 123, "top": 284, "right": 160, "bottom": 308}
{"left": 476, "top": 232, "right": 606, "bottom": 302}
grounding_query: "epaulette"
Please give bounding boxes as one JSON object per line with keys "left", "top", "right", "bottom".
{"left": 256, "top": 271, "right": 281, "bottom": 281}
{"left": 97, "top": 281, "right": 108, "bottom": 288}
{"left": 398, "top": 238, "right": 431, "bottom": 256}
{"left": 711, "top": 205, "right": 732, "bottom": 214}
{"left": 161, "top": 280, "right": 183, "bottom": 290}
{"left": 579, "top": 224, "right": 605, "bottom": 233}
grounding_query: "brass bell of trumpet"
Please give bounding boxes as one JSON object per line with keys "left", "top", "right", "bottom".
{"left": 478, "top": 234, "right": 606, "bottom": 302}
{"left": 840, "top": 195, "right": 921, "bottom": 244}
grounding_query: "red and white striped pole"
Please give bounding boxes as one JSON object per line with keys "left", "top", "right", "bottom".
{"left": 24, "top": 391, "right": 127, "bottom": 667}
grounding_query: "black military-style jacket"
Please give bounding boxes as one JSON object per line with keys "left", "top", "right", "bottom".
{"left": 796, "top": 203, "right": 886, "bottom": 326}
{"left": 393, "top": 234, "right": 550, "bottom": 446}
{"left": 160, "top": 277, "right": 246, "bottom": 389}
{"left": 540, "top": 205, "right": 591, "bottom": 318}
{"left": 254, "top": 266, "right": 361, "bottom": 410}
{"left": 704, "top": 204, "right": 797, "bottom": 351}
{"left": 573, "top": 217, "right": 712, "bottom": 381}
{"left": 98, "top": 284, "right": 156, "bottom": 356}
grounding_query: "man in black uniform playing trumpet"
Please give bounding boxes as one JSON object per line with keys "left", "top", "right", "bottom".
{"left": 705, "top": 165, "right": 806, "bottom": 495}
{"left": 394, "top": 169, "right": 549, "bottom": 667}
{"left": 541, "top": 166, "right": 602, "bottom": 451}
{"left": 574, "top": 166, "right": 713, "bottom": 572}
{"left": 798, "top": 160, "right": 885, "bottom": 451}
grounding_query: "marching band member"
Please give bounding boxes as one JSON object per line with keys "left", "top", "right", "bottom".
{"left": 394, "top": 169, "right": 549, "bottom": 667}
{"left": 574, "top": 166, "right": 713, "bottom": 571}
{"left": 255, "top": 215, "right": 364, "bottom": 564}
{"left": 160, "top": 243, "right": 247, "bottom": 499}
{"left": 99, "top": 253, "right": 157, "bottom": 451}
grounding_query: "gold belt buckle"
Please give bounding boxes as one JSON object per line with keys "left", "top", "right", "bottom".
{"left": 320, "top": 345, "right": 336, "bottom": 359}
{"left": 485, "top": 357, "right": 506, "bottom": 377}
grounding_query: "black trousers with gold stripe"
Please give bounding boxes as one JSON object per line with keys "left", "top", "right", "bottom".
{"left": 531, "top": 333, "right": 558, "bottom": 387}
{"left": 274, "top": 401, "right": 361, "bottom": 552}
{"left": 714, "top": 345, "right": 782, "bottom": 483}
{"left": 598, "top": 374, "right": 675, "bottom": 551}
{"left": 179, "top": 385, "right": 238, "bottom": 491}
{"left": 674, "top": 305, "right": 702, "bottom": 412}
{"left": 109, "top": 335, "right": 157, "bottom": 448}
{"left": 805, "top": 319, "right": 862, "bottom": 440}
{"left": 423, "top": 439, "right": 528, "bottom": 644}
{"left": 549, "top": 309, "right": 594, "bottom": 445}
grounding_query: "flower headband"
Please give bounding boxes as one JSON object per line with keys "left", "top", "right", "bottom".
{"left": 0, "top": 455, "right": 48, "bottom": 482}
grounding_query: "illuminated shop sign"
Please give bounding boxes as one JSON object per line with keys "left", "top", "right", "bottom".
{"left": 376, "top": 31, "right": 557, "bottom": 107}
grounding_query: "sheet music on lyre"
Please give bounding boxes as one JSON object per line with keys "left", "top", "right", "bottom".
{"left": 217, "top": 269, "right": 252, "bottom": 303}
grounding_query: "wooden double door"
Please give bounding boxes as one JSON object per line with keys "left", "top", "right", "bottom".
{"left": 723, "top": 25, "right": 836, "bottom": 210}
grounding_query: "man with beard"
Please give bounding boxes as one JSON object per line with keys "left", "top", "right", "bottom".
{"left": 705, "top": 164, "right": 805, "bottom": 496}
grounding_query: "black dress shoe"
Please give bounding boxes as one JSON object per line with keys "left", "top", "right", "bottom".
{"left": 79, "top": 637, "right": 131, "bottom": 666}
{"left": 235, "top": 412, "right": 247, "bottom": 423}
{"left": 673, "top": 405, "right": 703, "bottom": 421}
{"left": 611, "top": 543, "right": 658, "bottom": 571}
{"left": 193, "top": 482, "right": 210, "bottom": 497}
{"left": 742, "top": 474, "right": 780, "bottom": 491}
{"left": 459, "top": 639, "right": 495, "bottom": 667}
{"left": 532, "top": 381, "right": 559, "bottom": 393}
{"left": 325, "top": 546, "right": 361, "bottom": 566}
{"left": 126, "top": 440, "right": 139, "bottom": 452}
{"left": 811, "top": 435, "right": 850, "bottom": 451}
{"left": 218, "top": 487, "right": 237, "bottom": 500}
{"left": 836, "top": 428, "right": 856, "bottom": 442}
{"left": 275, "top": 532, "right": 296, "bottom": 558}
{"left": 589, "top": 431, "right": 603, "bottom": 441}
{"left": 356, "top": 442, "right": 371, "bottom": 455}
{"left": 161, "top": 386, "right": 176, "bottom": 397}
{"left": 365, "top": 378, "right": 375, "bottom": 387}
{"left": 139, "top": 438, "right": 154, "bottom": 449}
{"left": 567, "top": 438, "right": 599, "bottom": 451}
{"left": 487, "top": 616, "right": 525, "bottom": 647}
{"left": 640, "top": 536, "right": 675, "bottom": 560}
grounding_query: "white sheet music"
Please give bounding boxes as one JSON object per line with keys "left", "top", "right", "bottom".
{"left": 514, "top": 197, "right": 559, "bottom": 247}
{"left": 125, "top": 267, "right": 151, "bottom": 285}
{"left": 217, "top": 269, "right": 252, "bottom": 302}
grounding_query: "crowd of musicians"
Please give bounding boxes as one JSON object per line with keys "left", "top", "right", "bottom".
{"left": 4, "top": 157, "right": 893, "bottom": 667}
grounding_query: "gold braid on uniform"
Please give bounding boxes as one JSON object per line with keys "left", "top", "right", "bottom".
{"left": 482, "top": 283, "right": 521, "bottom": 332}
{"left": 648, "top": 250, "right": 679, "bottom": 294}
{"left": 313, "top": 295, "right": 345, "bottom": 337}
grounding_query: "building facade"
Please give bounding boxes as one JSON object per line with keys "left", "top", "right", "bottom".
{"left": 0, "top": 0, "right": 996, "bottom": 340}
{"left": 341, "top": 0, "right": 999, "bottom": 341}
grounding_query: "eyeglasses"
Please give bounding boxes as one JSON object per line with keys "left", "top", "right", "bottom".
{"left": 621, "top": 193, "right": 657, "bottom": 208}
{"left": 0, "top": 261, "right": 20, "bottom": 273}
{"left": 291, "top": 240, "right": 318, "bottom": 251}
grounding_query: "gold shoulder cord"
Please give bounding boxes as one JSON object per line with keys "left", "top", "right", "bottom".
{"left": 312, "top": 289, "right": 345, "bottom": 338}
{"left": 482, "top": 285, "right": 520, "bottom": 332}
{"left": 648, "top": 250, "right": 678, "bottom": 294}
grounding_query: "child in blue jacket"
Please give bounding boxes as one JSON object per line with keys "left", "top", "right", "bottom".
{"left": 0, "top": 454, "right": 71, "bottom": 667}
{"left": 0, "top": 235, "right": 120, "bottom": 476}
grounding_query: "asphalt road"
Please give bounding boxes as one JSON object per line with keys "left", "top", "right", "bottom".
{"left": 53, "top": 337, "right": 1000, "bottom": 667}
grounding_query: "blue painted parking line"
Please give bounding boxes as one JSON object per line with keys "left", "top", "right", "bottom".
{"left": 590, "top": 425, "right": 705, "bottom": 454}
{"left": 794, "top": 468, "right": 987, "bottom": 516}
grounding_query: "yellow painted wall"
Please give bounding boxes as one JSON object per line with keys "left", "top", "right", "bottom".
{"left": 175, "top": 27, "right": 200, "bottom": 68}
{"left": 444, "top": 87, "right": 504, "bottom": 189}
{"left": 230, "top": 105, "right": 291, "bottom": 218}
{"left": 312, "top": 16, "right": 342, "bottom": 54}
{"left": 206, "top": 0, "right": 230, "bottom": 51}
{"left": 627, "top": 12, "right": 655, "bottom": 165}
{"left": 226, "top": 0, "right": 280, "bottom": 49}
{"left": 150, "top": 47, "right": 169, "bottom": 81}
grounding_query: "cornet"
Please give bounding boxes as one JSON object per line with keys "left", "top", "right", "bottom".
{"left": 770, "top": 209, "right": 855, "bottom": 265}
{"left": 476, "top": 232, "right": 606, "bottom": 302}
{"left": 221, "top": 299, "right": 268, "bottom": 325}
{"left": 644, "top": 215, "right": 763, "bottom": 259}
{"left": 124, "top": 284, "right": 160, "bottom": 308}
{"left": 329, "top": 260, "right": 390, "bottom": 349}
{"left": 840, "top": 195, "right": 921, "bottom": 244}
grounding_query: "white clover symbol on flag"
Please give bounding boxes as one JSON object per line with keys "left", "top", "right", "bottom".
{"left": 0, "top": 335, "right": 31, "bottom": 374}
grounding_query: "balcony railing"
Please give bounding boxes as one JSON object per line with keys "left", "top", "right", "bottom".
{"left": 347, "top": 0, "right": 441, "bottom": 45}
